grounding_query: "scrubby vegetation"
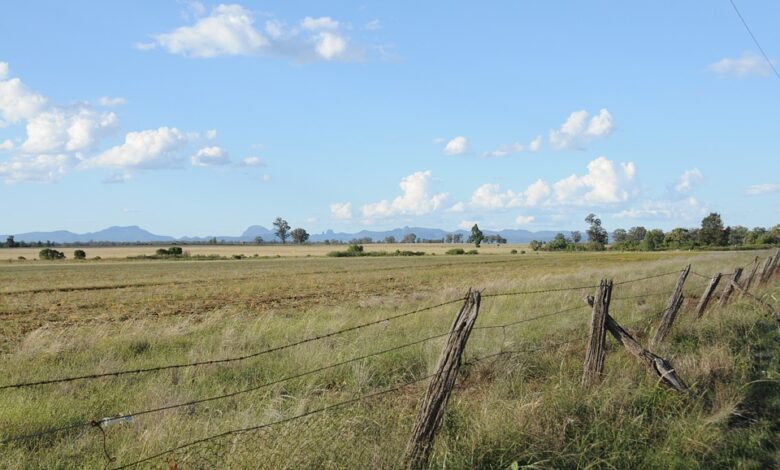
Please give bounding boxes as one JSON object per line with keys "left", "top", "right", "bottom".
{"left": 327, "top": 244, "right": 426, "bottom": 257}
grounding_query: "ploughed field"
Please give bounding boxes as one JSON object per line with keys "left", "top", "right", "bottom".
{"left": 0, "top": 248, "right": 778, "bottom": 468}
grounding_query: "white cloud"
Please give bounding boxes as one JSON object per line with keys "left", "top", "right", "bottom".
{"left": 365, "top": 19, "right": 381, "bottom": 31}
{"left": 330, "top": 202, "right": 352, "bottom": 220}
{"left": 0, "top": 154, "right": 73, "bottom": 183}
{"left": 528, "top": 135, "right": 542, "bottom": 152}
{"left": 443, "top": 136, "right": 468, "bottom": 155}
{"left": 515, "top": 215, "right": 535, "bottom": 225}
{"left": 483, "top": 142, "right": 523, "bottom": 158}
{"left": 0, "top": 62, "right": 8, "bottom": 80}
{"left": 301, "top": 16, "right": 339, "bottom": 31}
{"left": 240, "top": 156, "right": 266, "bottom": 166}
{"left": 525, "top": 179, "right": 551, "bottom": 206}
{"left": 146, "top": 6, "right": 357, "bottom": 62}
{"left": 0, "top": 77, "right": 48, "bottom": 126}
{"left": 0, "top": 139, "right": 13, "bottom": 151}
{"left": 552, "top": 156, "right": 636, "bottom": 204}
{"left": 745, "top": 183, "right": 780, "bottom": 196}
{"left": 191, "top": 145, "right": 230, "bottom": 166}
{"left": 206, "top": 129, "right": 217, "bottom": 139}
{"left": 447, "top": 201, "right": 465, "bottom": 213}
{"left": 710, "top": 52, "right": 772, "bottom": 78}
{"left": 470, "top": 183, "right": 523, "bottom": 209}
{"left": 615, "top": 197, "right": 704, "bottom": 221}
{"left": 88, "top": 127, "right": 194, "bottom": 169}
{"left": 103, "top": 171, "right": 133, "bottom": 184}
{"left": 362, "top": 170, "right": 448, "bottom": 219}
{"left": 97, "top": 96, "right": 126, "bottom": 106}
{"left": 674, "top": 168, "right": 703, "bottom": 193}
{"left": 549, "top": 108, "right": 614, "bottom": 150}
{"left": 22, "top": 106, "right": 118, "bottom": 154}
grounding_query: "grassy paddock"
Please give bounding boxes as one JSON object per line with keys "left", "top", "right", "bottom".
{"left": 0, "top": 250, "right": 778, "bottom": 468}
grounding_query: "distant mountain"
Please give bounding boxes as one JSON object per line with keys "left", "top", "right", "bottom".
{"left": 2, "top": 225, "right": 570, "bottom": 244}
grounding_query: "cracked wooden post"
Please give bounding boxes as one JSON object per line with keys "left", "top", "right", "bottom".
{"left": 758, "top": 254, "right": 775, "bottom": 285}
{"left": 582, "top": 279, "right": 612, "bottom": 387}
{"left": 405, "top": 290, "right": 480, "bottom": 470}
{"left": 740, "top": 257, "right": 761, "bottom": 300}
{"left": 652, "top": 265, "right": 690, "bottom": 346}
{"left": 695, "top": 272, "right": 722, "bottom": 318}
{"left": 718, "top": 267, "right": 743, "bottom": 307}
{"left": 768, "top": 251, "right": 780, "bottom": 281}
{"left": 585, "top": 297, "right": 688, "bottom": 393}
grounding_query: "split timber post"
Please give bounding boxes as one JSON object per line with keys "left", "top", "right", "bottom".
{"left": 764, "top": 251, "right": 780, "bottom": 283}
{"left": 717, "top": 267, "right": 743, "bottom": 308}
{"left": 652, "top": 265, "right": 690, "bottom": 346}
{"left": 584, "top": 297, "right": 688, "bottom": 393}
{"left": 404, "top": 289, "right": 481, "bottom": 470}
{"left": 695, "top": 273, "right": 722, "bottom": 318}
{"left": 740, "top": 257, "right": 761, "bottom": 299}
{"left": 582, "top": 279, "right": 612, "bottom": 387}
{"left": 758, "top": 256, "right": 774, "bottom": 286}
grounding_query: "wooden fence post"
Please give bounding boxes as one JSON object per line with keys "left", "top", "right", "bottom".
{"left": 740, "top": 257, "right": 761, "bottom": 300}
{"left": 695, "top": 272, "right": 722, "bottom": 318}
{"left": 584, "top": 297, "right": 687, "bottom": 393}
{"left": 652, "top": 265, "right": 690, "bottom": 346}
{"left": 582, "top": 279, "right": 612, "bottom": 387}
{"left": 768, "top": 251, "right": 780, "bottom": 281}
{"left": 758, "top": 254, "right": 776, "bottom": 285}
{"left": 405, "top": 290, "right": 481, "bottom": 469}
{"left": 718, "top": 267, "right": 743, "bottom": 307}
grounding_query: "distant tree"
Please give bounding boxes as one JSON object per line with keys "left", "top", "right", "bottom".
{"left": 699, "top": 212, "right": 726, "bottom": 246}
{"left": 444, "top": 233, "right": 453, "bottom": 243}
{"left": 612, "top": 228, "right": 628, "bottom": 243}
{"left": 290, "top": 228, "right": 310, "bottom": 244}
{"left": 73, "top": 249, "right": 86, "bottom": 260}
{"left": 384, "top": 235, "right": 396, "bottom": 244}
{"left": 453, "top": 233, "right": 464, "bottom": 243}
{"left": 401, "top": 233, "right": 417, "bottom": 244}
{"left": 641, "top": 229, "right": 665, "bottom": 251}
{"left": 627, "top": 226, "right": 647, "bottom": 243}
{"left": 467, "top": 224, "right": 484, "bottom": 248}
{"left": 664, "top": 228, "right": 692, "bottom": 249}
{"left": 585, "top": 213, "right": 608, "bottom": 248}
{"left": 273, "top": 217, "right": 291, "bottom": 243}
{"left": 39, "top": 248, "right": 65, "bottom": 260}
{"left": 6, "top": 235, "right": 17, "bottom": 248}
{"left": 727, "top": 226, "right": 749, "bottom": 246}
{"left": 254, "top": 236, "right": 264, "bottom": 245}
{"left": 571, "top": 231, "right": 582, "bottom": 244}
{"left": 529, "top": 240, "right": 542, "bottom": 251}
{"left": 547, "top": 233, "right": 568, "bottom": 251}
{"left": 208, "top": 237, "right": 217, "bottom": 245}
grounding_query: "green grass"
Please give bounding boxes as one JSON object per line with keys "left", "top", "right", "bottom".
{"left": 0, "top": 250, "right": 778, "bottom": 468}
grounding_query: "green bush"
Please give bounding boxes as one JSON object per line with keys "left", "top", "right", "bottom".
{"left": 446, "top": 248, "right": 466, "bottom": 255}
{"left": 510, "top": 249, "right": 518, "bottom": 254}
{"left": 466, "top": 249, "right": 479, "bottom": 255}
{"left": 39, "top": 248, "right": 65, "bottom": 260}
{"left": 73, "top": 249, "right": 86, "bottom": 260}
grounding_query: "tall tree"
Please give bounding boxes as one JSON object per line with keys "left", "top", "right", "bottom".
{"left": 699, "top": 212, "right": 726, "bottom": 246}
{"left": 467, "top": 224, "right": 484, "bottom": 248}
{"left": 571, "top": 230, "right": 582, "bottom": 244}
{"left": 273, "top": 217, "right": 291, "bottom": 243}
{"left": 290, "top": 228, "right": 309, "bottom": 244}
{"left": 585, "top": 213, "right": 608, "bottom": 248}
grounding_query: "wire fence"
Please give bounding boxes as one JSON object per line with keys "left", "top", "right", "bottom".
{"left": 1, "top": 250, "right": 778, "bottom": 468}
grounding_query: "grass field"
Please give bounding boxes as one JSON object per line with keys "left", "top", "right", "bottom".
{"left": 0, "top": 249, "right": 778, "bottom": 469}
{"left": 0, "top": 243, "right": 526, "bottom": 261}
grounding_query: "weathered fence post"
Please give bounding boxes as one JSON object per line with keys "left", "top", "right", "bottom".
{"left": 652, "top": 265, "right": 690, "bottom": 346}
{"left": 405, "top": 290, "right": 481, "bottom": 469}
{"left": 584, "top": 296, "right": 687, "bottom": 393}
{"left": 695, "top": 272, "right": 722, "bottom": 318}
{"left": 718, "top": 267, "right": 743, "bottom": 307}
{"left": 767, "top": 251, "right": 780, "bottom": 281}
{"left": 740, "top": 257, "right": 761, "bottom": 300}
{"left": 582, "top": 279, "right": 612, "bottom": 387}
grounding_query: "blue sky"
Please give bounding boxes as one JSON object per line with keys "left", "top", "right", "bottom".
{"left": 1, "top": 1, "right": 778, "bottom": 237}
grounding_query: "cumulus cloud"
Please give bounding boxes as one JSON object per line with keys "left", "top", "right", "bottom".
{"left": 442, "top": 136, "right": 468, "bottom": 155}
{"left": 710, "top": 52, "right": 773, "bottom": 78}
{"left": 362, "top": 170, "right": 448, "bottom": 219}
{"left": 330, "top": 202, "right": 352, "bottom": 220}
{"left": 470, "top": 183, "right": 523, "bottom": 209}
{"left": 145, "top": 5, "right": 357, "bottom": 62}
{"left": 240, "top": 156, "right": 266, "bottom": 166}
{"left": 87, "top": 127, "right": 194, "bottom": 169}
{"left": 97, "top": 96, "right": 127, "bottom": 106}
{"left": 447, "top": 201, "right": 465, "bottom": 213}
{"left": 745, "top": 183, "right": 780, "bottom": 196}
{"left": 0, "top": 154, "right": 74, "bottom": 183}
{"left": 528, "top": 135, "right": 542, "bottom": 152}
{"left": 0, "top": 139, "right": 13, "bottom": 151}
{"left": 549, "top": 108, "right": 614, "bottom": 150}
{"left": 515, "top": 215, "right": 535, "bottom": 225}
{"left": 674, "top": 168, "right": 703, "bottom": 193}
{"left": 0, "top": 76, "right": 48, "bottom": 126}
{"left": 191, "top": 145, "right": 230, "bottom": 166}
{"left": 22, "top": 106, "right": 118, "bottom": 154}
{"left": 483, "top": 142, "right": 523, "bottom": 158}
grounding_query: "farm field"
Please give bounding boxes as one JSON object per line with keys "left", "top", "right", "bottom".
{"left": 0, "top": 243, "right": 528, "bottom": 261}
{"left": 0, "top": 249, "right": 778, "bottom": 469}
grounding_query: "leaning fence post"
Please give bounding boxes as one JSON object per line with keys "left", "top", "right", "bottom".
{"left": 695, "top": 272, "right": 721, "bottom": 318}
{"left": 758, "top": 254, "right": 777, "bottom": 285}
{"left": 405, "top": 290, "right": 481, "bottom": 469}
{"left": 582, "top": 279, "right": 611, "bottom": 387}
{"left": 740, "top": 257, "right": 761, "bottom": 299}
{"left": 768, "top": 251, "right": 780, "bottom": 281}
{"left": 652, "top": 265, "right": 690, "bottom": 346}
{"left": 718, "top": 267, "right": 743, "bottom": 307}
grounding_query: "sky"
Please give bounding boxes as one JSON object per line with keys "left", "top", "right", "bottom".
{"left": 1, "top": 1, "right": 779, "bottom": 237}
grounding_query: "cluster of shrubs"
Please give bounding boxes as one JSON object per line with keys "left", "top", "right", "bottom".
{"left": 445, "top": 248, "right": 478, "bottom": 255}
{"left": 39, "top": 248, "right": 66, "bottom": 260}
{"left": 327, "top": 244, "right": 426, "bottom": 257}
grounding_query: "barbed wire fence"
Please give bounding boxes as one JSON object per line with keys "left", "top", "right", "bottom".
{"left": 0, "top": 249, "right": 778, "bottom": 468}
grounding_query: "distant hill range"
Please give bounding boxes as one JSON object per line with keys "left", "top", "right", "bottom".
{"left": 2, "top": 225, "right": 571, "bottom": 244}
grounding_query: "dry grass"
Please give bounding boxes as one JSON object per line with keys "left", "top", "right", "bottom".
{"left": 0, "top": 249, "right": 778, "bottom": 469}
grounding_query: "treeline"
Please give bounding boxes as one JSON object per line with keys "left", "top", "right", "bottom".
{"left": 531, "top": 213, "right": 780, "bottom": 252}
